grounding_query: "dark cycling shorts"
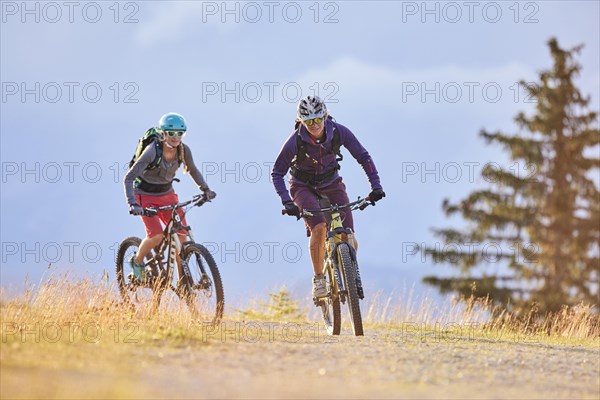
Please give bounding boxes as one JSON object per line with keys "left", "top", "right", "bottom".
{"left": 290, "top": 177, "right": 354, "bottom": 235}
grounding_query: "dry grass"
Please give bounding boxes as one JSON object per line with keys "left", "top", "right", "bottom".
{"left": 0, "top": 270, "right": 211, "bottom": 348}
{"left": 1, "top": 272, "right": 598, "bottom": 400}
{"left": 355, "top": 286, "right": 600, "bottom": 344}
{"left": 1, "top": 272, "right": 598, "bottom": 349}
{"left": 237, "top": 282, "right": 599, "bottom": 344}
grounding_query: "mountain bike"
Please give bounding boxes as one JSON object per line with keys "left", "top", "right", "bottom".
{"left": 116, "top": 194, "right": 224, "bottom": 325}
{"left": 284, "top": 197, "right": 372, "bottom": 336}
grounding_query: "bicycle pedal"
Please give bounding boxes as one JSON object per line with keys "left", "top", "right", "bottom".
{"left": 313, "top": 297, "right": 325, "bottom": 307}
{"left": 127, "top": 272, "right": 140, "bottom": 284}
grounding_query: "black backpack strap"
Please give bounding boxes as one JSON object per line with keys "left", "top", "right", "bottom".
{"left": 292, "top": 116, "right": 343, "bottom": 167}
{"left": 331, "top": 122, "right": 343, "bottom": 162}
{"left": 150, "top": 139, "right": 163, "bottom": 169}
{"left": 293, "top": 130, "right": 307, "bottom": 164}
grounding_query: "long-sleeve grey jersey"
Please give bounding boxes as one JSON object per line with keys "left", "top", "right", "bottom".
{"left": 123, "top": 142, "right": 208, "bottom": 205}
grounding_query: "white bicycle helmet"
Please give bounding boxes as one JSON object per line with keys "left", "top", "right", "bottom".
{"left": 297, "top": 95, "right": 327, "bottom": 121}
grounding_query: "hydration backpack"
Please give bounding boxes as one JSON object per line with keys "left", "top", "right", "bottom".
{"left": 293, "top": 115, "right": 343, "bottom": 166}
{"left": 128, "top": 128, "right": 184, "bottom": 170}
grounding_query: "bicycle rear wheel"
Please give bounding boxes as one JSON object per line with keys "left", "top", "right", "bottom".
{"left": 319, "top": 266, "right": 341, "bottom": 335}
{"left": 181, "top": 243, "right": 224, "bottom": 325}
{"left": 115, "top": 236, "right": 172, "bottom": 316}
{"left": 338, "top": 242, "right": 364, "bottom": 336}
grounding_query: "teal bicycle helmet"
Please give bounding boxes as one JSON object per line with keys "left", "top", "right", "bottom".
{"left": 158, "top": 112, "right": 187, "bottom": 131}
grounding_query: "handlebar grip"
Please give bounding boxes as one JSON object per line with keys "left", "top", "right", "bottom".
{"left": 129, "top": 209, "right": 156, "bottom": 216}
{"left": 143, "top": 209, "right": 158, "bottom": 217}
{"left": 282, "top": 209, "right": 302, "bottom": 220}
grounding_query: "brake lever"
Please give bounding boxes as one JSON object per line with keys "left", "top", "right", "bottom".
{"left": 358, "top": 197, "right": 371, "bottom": 210}
{"left": 195, "top": 195, "right": 208, "bottom": 206}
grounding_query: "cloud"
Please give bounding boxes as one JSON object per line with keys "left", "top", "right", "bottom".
{"left": 133, "top": 2, "right": 238, "bottom": 47}
{"left": 237, "top": 56, "right": 537, "bottom": 123}
{"left": 292, "top": 57, "right": 535, "bottom": 111}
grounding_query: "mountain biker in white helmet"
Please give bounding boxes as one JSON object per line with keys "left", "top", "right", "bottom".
{"left": 272, "top": 96, "right": 385, "bottom": 298}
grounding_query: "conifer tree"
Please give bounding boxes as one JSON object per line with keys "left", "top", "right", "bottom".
{"left": 424, "top": 38, "right": 599, "bottom": 314}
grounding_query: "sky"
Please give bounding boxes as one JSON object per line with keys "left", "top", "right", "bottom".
{"left": 1, "top": 0, "right": 599, "bottom": 309}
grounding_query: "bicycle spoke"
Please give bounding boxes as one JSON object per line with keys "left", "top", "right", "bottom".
{"left": 182, "top": 243, "right": 224, "bottom": 325}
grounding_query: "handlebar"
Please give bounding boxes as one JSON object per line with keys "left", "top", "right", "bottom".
{"left": 130, "top": 194, "right": 212, "bottom": 216}
{"left": 282, "top": 196, "right": 374, "bottom": 218}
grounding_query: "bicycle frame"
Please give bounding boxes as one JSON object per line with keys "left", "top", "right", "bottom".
{"left": 322, "top": 210, "right": 355, "bottom": 303}
{"left": 164, "top": 215, "right": 186, "bottom": 285}
{"left": 299, "top": 198, "right": 367, "bottom": 304}
{"left": 142, "top": 196, "right": 206, "bottom": 286}
{"left": 283, "top": 196, "right": 372, "bottom": 335}
{"left": 117, "top": 193, "right": 224, "bottom": 323}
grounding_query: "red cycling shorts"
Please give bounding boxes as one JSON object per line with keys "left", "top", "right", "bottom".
{"left": 136, "top": 192, "right": 188, "bottom": 238}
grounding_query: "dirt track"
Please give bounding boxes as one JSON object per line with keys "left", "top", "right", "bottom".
{"left": 1, "top": 322, "right": 599, "bottom": 399}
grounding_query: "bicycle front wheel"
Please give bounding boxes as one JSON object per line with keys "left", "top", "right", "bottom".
{"left": 338, "top": 243, "right": 364, "bottom": 336}
{"left": 182, "top": 243, "right": 224, "bottom": 325}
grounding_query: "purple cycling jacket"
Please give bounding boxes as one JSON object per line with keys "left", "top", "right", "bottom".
{"left": 271, "top": 118, "right": 382, "bottom": 204}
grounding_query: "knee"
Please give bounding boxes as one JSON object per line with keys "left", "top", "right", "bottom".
{"left": 312, "top": 223, "right": 327, "bottom": 238}
{"left": 149, "top": 234, "right": 164, "bottom": 244}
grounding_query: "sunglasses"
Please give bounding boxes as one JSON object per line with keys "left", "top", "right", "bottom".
{"left": 165, "top": 130, "right": 186, "bottom": 137}
{"left": 304, "top": 117, "right": 324, "bottom": 126}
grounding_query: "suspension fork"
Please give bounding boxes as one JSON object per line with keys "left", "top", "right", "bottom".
{"left": 167, "top": 234, "right": 179, "bottom": 272}
{"left": 167, "top": 233, "right": 190, "bottom": 288}
{"left": 331, "top": 242, "right": 346, "bottom": 293}
{"left": 182, "top": 229, "right": 209, "bottom": 277}
{"left": 326, "top": 219, "right": 346, "bottom": 297}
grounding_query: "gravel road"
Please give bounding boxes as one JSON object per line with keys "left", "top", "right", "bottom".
{"left": 2, "top": 321, "right": 598, "bottom": 399}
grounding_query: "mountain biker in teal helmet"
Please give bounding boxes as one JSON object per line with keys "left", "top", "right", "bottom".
{"left": 123, "top": 112, "right": 216, "bottom": 281}
{"left": 158, "top": 112, "right": 188, "bottom": 131}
